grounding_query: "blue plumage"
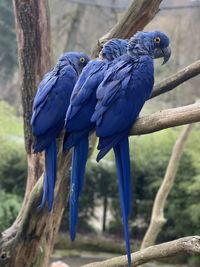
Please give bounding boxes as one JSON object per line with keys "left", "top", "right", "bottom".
{"left": 64, "top": 39, "right": 128, "bottom": 241}
{"left": 31, "top": 51, "right": 90, "bottom": 212}
{"left": 92, "top": 31, "right": 171, "bottom": 266}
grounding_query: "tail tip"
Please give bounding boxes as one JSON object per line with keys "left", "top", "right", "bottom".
{"left": 128, "top": 253, "right": 131, "bottom": 267}
{"left": 70, "top": 230, "right": 76, "bottom": 241}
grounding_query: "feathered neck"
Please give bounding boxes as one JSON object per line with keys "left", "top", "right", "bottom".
{"left": 127, "top": 33, "right": 154, "bottom": 60}
{"left": 56, "top": 57, "right": 78, "bottom": 75}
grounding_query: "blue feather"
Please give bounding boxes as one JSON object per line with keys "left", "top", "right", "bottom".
{"left": 114, "top": 139, "right": 131, "bottom": 266}
{"left": 31, "top": 51, "right": 90, "bottom": 212}
{"left": 64, "top": 38, "right": 129, "bottom": 239}
{"left": 37, "top": 173, "right": 48, "bottom": 211}
{"left": 93, "top": 31, "right": 171, "bottom": 266}
{"left": 46, "top": 139, "right": 57, "bottom": 212}
{"left": 38, "top": 139, "right": 57, "bottom": 212}
{"left": 118, "top": 137, "right": 132, "bottom": 217}
{"left": 70, "top": 137, "right": 89, "bottom": 240}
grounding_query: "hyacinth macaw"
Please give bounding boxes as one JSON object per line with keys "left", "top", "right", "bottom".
{"left": 31, "top": 52, "right": 90, "bottom": 212}
{"left": 63, "top": 39, "right": 128, "bottom": 241}
{"left": 91, "top": 31, "right": 171, "bottom": 266}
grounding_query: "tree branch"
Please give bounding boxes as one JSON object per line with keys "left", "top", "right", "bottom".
{"left": 150, "top": 60, "right": 200, "bottom": 99}
{"left": 81, "top": 236, "right": 200, "bottom": 267}
{"left": 130, "top": 101, "right": 200, "bottom": 136}
{"left": 92, "top": 0, "right": 162, "bottom": 56}
{"left": 141, "top": 124, "right": 193, "bottom": 249}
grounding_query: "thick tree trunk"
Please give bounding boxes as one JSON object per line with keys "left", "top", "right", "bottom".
{"left": 0, "top": 1, "right": 53, "bottom": 267}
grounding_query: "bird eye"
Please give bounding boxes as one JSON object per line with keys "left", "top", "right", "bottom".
{"left": 154, "top": 37, "right": 161, "bottom": 44}
{"left": 80, "top": 57, "right": 85, "bottom": 63}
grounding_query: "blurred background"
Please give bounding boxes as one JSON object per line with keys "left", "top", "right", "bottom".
{"left": 0, "top": 0, "right": 200, "bottom": 266}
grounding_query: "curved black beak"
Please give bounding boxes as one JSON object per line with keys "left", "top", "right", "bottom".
{"left": 154, "top": 46, "right": 171, "bottom": 65}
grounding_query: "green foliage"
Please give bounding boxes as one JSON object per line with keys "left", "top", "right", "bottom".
{"left": 0, "top": 101, "right": 26, "bottom": 196}
{"left": 129, "top": 127, "right": 200, "bottom": 242}
{"left": 0, "top": 101, "right": 25, "bottom": 231}
{"left": 0, "top": 101, "right": 23, "bottom": 138}
{"left": 0, "top": 189, "right": 22, "bottom": 232}
{"left": 0, "top": 142, "right": 27, "bottom": 196}
{"left": 100, "top": 127, "right": 200, "bottom": 245}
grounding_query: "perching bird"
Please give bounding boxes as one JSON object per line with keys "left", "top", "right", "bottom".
{"left": 63, "top": 38, "right": 128, "bottom": 241}
{"left": 91, "top": 31, "right": 171, "bottom": 266}
{"left": 31, "top": 52, "right": 90, "bottom": 212}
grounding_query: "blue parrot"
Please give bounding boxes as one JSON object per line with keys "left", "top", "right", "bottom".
{"left": 31, "top": 52, "right": 90, "bottom": 212}
{"left": 91, "top": 31, "right": 171, "bottom": 266}
{"left": 63, "top": 39, "right": 128, "bottom": 241}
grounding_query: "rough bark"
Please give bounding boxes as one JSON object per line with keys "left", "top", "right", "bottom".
{"left": 14, "top": 0, "right": 51, "bottom": 153}
{"left": 141, "top": 124, "right": 193, "bottom": 249}
{"left": 81, "top": 236, "right": 200, "bottom": 267}
{"left": 0, "top": 1, "right": 163, "bottom": 267}
{"left": 0, "top": 1, "right": 52, "bottom": 267}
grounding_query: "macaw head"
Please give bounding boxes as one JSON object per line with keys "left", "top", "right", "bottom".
{"left": 99, "top": 38, "right": 128, "bottom": 61}
{"left": 128, "top": 31, "right": 171, "bottom": 64}
{"left": 58, "top": 52, "right": 90, "bottom": 74}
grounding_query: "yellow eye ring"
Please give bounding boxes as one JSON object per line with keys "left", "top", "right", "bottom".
{"left": 154, "top": 37, "right": 161, "bottom": 44}
{"left": 80, "top": 57, "right": 85, "bottom": 63}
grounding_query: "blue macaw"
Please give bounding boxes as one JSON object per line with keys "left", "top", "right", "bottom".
{"left": 31, "top": 52, "right": 90, "bottom": 212}
{"left": 91, "top": 31, "right": 171, "bottom": 266}
{"left": 63, "top": 39, "right": 128, "bottom": 241}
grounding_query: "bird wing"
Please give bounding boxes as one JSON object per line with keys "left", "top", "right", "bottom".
{"left": 92, "top": 55, "right": 154, "bottom": 138}
{"left": 32, "top": 68, "right": 59, "bottom": 111}
{"left": 66, "top": 59, "right": 106, "bottom": 121}
{"left": 31, "top": 65, "right": 77, "bottom": 137}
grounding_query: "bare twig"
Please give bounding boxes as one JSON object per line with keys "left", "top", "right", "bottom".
{"left": 150, "top": 60, "right": 200, "bottom": 99}
{"left": 81, "top": 236, "right": 200, "bottom": 267}
{"left": 141, "top": 124, "right": 193, "bottom": 249}
{"left": 130, "top": 101, "right": 200, "bottom": 136}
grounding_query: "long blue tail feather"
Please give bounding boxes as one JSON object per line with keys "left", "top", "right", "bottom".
{"left": 119, "top": 137, "right": 132, "bottom": 217}
{"left": 46, "top": 140, "right": 57, "bottom": 212}
{"left": 37, "top": 172, "right": 48, "bottom": 211}
{"left": 70, "top": 136, "right": 89, "bottom": 241}
{"left": 37, "top": 140, "right": 57, "bottom": 212}
{"left": 114, "top": 137, "right": 131, "bottom": 267}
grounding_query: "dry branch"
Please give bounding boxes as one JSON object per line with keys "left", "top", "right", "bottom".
{"left": 81, "top": 236, "right": 200, "bottom": 267}
{"left": 150, "top": 60, "right": 200, "bottom": 99}
{"left": 130, "top": 101, "right": 200, "bottom": 136}
{"left": 92, "top": 0, "right": 162, "bottom": 56}
{"left": 141, "top": 124, "right": 193, "bottom": 249}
